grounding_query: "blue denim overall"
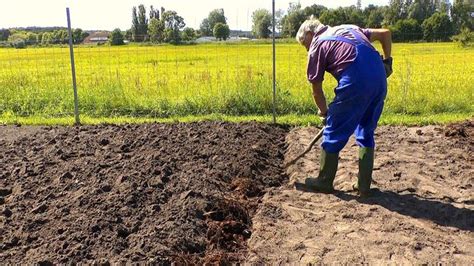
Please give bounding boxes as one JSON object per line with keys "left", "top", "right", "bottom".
{"left": 318, "top": 29, "right": 387, "bottom": 153}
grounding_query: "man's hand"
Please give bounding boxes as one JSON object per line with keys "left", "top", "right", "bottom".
{"left": 318, "top": 110, "right": 327, "bottom": 126}
{"left": 383, "top": 57, "right": 393, "bottom": 78}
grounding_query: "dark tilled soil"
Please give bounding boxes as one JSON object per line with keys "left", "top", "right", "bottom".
{"left": 0, "top": 122, "right": 288, "bottom": 264}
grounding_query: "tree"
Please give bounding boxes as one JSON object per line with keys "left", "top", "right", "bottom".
{"left": 407, "top": 0, "right": 436, "bottom": 24}
{"left": 201, "top": 9, "right": 227, "bottom": 36}
{"left": 364, "top": 5, "right": 385, "bottom": 28}
{"left": 319, "top": 6, "right": 365, "bottom": 27}
{"left": 148, "top": 18, "right": 165, "bottom": 43}
{"left": 110, "top": 28, "right": 125, "bottom": 45}
{"left": 131, "top": 7, "right": 140, "bottom": 41}
{"left": 422, "top": 12, "right": 454, "bottom": 41}
{"left": 252, "top": 9, "right": 272, "bottom": 38}
{"left": 281, "top": 3, "right": 306, "bottom": 37}
{"left": 200, "top": 19, "right": 212, "bottom": 36}
{"left": 181, "top": 27, "right": 197, "bottom": 41}
{"left": 25, "top": 32, "right": 38, "bottom": 45}
{"left": 213, "top": 23, "right": 230, "bottom": 40}
{"left": 149, "top": 5, "right": 160, "bottom": 20}
{"left": 451, "top": 27, "right": 473, "bottom": 47}
{"left": 303, "top": 4, "right": 328, "bottom": 18}
{"left": 131, "top": 5, "right": 148, "bottom": 42}
{"left": 41, "top": 32, "right": 53, "bottom": 45}
{"left": 138, "top": 5, "right": 148, "bottom": 41}
{"left": 383, "top": 0, "right": 411, "bottom": 26}
{"left": 390, "top": 19, "right": 423, "bottom": 41}
{"left": 275, "top": 9, "right": 285, "bottom": 33}
{"left": 73, "top": 28, "right": 88, "bottom": 44}
{"left": 162, "top": 10, "right": 186, "bottom": 43}
{"left": 125, "top": 29, "right": 133, "bottom": 41}
{"left": 0, "top": 29, "right": 11, "bottom": 41}
{"left": 452, "top": 0, "right": 473, "bottom": 33}
{"left": 52, "top": 30, "right": 68, "bottom": 44}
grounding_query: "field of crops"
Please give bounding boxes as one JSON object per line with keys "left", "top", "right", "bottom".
{"left": 0, "top": 41, "right": 472, "bottom": 123}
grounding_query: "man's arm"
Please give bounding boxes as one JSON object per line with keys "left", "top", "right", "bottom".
{"left": 312, "top": 81, "right": 327, "bottom": 116}
{"left": 368, "top": 28, "right": 392, "bottom": 59}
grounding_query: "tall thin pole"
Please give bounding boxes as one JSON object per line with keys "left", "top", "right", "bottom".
{"left": 272, "top": 0, "right": 277, "bottom": 124}
{"left": 66, "top": 7, "right": 80, "bottom": 125}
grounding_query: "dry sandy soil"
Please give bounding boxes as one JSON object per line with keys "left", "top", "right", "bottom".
{"left": 248, "top": 120, "right": 473, "bottom": 264}
{"left": 1, "top": 120, "right": 473, "bottom": 264}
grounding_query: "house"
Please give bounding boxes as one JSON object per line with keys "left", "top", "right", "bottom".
{"left": 83, "top": 31, "right": 110, "bottom": 44}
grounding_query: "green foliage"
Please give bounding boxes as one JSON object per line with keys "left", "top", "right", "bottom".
{"left": 148, "top": 18, "right": 165, "bottom": 43}
{"left": 199, "top": 19, "right": 212, "bottom": 37}
{"left": 213, "top": 23, "right": 230, "bottom": 41}
{"left": 422, "top": 12, "right": 454, "bottom": 41}
{"left": 303, "top": 4, "right": 328, "bottom": 18}
{"left": 162, "top": 10, "right": 185, "bottom": 43}
{"left": 252, "top": 9, "right": 272, "bottom": 39}
{"left": 0, "top": 29, "right": 11, "bottom": 41}
{"left": 281, "top": 3, "right": 306, "bottom": 37}
{"left": 451, "top": 27, "right": 474, "bottom": 47}
{"left": 390, "top": 19, "right": 423, "bottom": 42}
{"left": 319, "top": 6, "right": 364, "bottom": 27}
{"left": 383, "top": 0, "right": 411, "bottom": 26}
{"left": 181, "top": 27, "right": 197, "bottom": 42}
{"left": 452, "top": 0, "right": 473, "bottom": 33}
{"left": 364, "top": 5, "right": 385, "bottom": 28}
{"left": 72, "top": 28, "right": 88, "bottom": 44}
{"left": 125, "top": 29, "right": 133, "bottom": 41}
{"left": 201, "top": 9, "right": 227, "bottom": 36}
{"left": 41, "top": 32, "right": 53, "bottom": 45}
{"left": 407, "top": 0, "right": 437, "bottom": 24}
{"left": 109, "top": 28, "right": 125, "bottom": 45}
{"left": 149, "top": 5, "right": 160, "bottom": 20}
{"left": 131, "top": 5, "right": 148, "bottom": 42}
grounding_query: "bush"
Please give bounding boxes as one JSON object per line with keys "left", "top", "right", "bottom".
{"left": 109, "top": 28, "right": 125, "bottom": 46}
{"left": 451, "top": 27, "right": 473, "bottom": 47}
{"left": 390, "top": 19, "right": 423, "bottom": 42}
{"left": 213, "top": 23, "right": 230, "bottom": 41}
{"left": 422, "top": 12, "right": 454, "bottom": 42}
{"left": 13, "top": 40, "right": 26, "bottom": 49}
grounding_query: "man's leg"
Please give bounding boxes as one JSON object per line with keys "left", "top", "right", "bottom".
{"left": 305, "top": 89, "right": 367, "bottom": 193}
{"left": 354, "top": 92, "right": 386, "bottom": 197}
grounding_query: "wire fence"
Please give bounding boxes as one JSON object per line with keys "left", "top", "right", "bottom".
{"left": 0, "top": 30, "right": 473, "bottom": 122}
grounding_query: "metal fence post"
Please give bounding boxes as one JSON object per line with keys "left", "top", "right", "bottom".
{"left": 66, "top": 7, "right": 80, "bottom": 125}
{"left": 272, "top": 0, "right": 277, "bottom": 124}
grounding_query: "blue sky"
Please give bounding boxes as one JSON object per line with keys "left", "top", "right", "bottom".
{"left": 1, "top": 0, "right": 390, "bottom": 31}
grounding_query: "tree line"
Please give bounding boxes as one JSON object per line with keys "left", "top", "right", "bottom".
{"left": 278, "top": 0, "right": 472, "bottom": 42}
{"left": 1, "top": 0, "right": 472, "bottom": 48}
{"left": 0, "top": 28, "right": 89, "bottom": 48}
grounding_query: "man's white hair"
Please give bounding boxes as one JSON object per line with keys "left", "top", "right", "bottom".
{"left": 296, "top": 16, "right": 324, "bottom": 44}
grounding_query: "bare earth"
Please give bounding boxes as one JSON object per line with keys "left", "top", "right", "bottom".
{"left": 247, "top": 122, "right": 474, "bottom": 264}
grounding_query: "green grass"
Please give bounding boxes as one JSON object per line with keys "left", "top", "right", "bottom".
{"left": 0, "top": 41, "right": 473, "bottom": 125}
{"left": 1, "top": 113, "right": 472, "bottom": 126}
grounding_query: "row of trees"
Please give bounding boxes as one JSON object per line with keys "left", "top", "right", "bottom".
{"left": 0, "top": 28, "right": 88, "bottom": 48}
{"left": 277, "top": 0, "right": 472, "bottom": 42}
{"left": 126, "top": 5, "right": 231, "bottom": 44}
{"left": 2, "top": 0, "right": 472, "bottom": 47}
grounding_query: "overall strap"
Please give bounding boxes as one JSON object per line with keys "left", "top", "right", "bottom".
{"left": 317, "top": 35, "right": 358, "bottom": 46}
{"left": 317, "top": 28, "right": 370, "bottom": 47}
{"left": 347, "top": 29, "right": 371, "bottom": 47}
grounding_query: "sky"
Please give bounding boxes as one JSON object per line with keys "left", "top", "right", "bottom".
{"left": 0, "top": 0, "right": 390, "bottom": 31}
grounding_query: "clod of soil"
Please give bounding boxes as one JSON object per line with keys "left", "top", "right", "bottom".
{"left": 0, "top": 122, "right": 288, "bottom": 264}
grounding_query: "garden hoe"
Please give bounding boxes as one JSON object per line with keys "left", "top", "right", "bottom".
{"left": 285, "top": 126, "right": 325, "bottom": 168}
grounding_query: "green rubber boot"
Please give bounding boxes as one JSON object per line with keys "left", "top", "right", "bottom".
{"left": 354, "top": 147, "right": 375, "bottom": 198}
{"left": 305, "top": 150, "right": 339, "bottom": 193}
